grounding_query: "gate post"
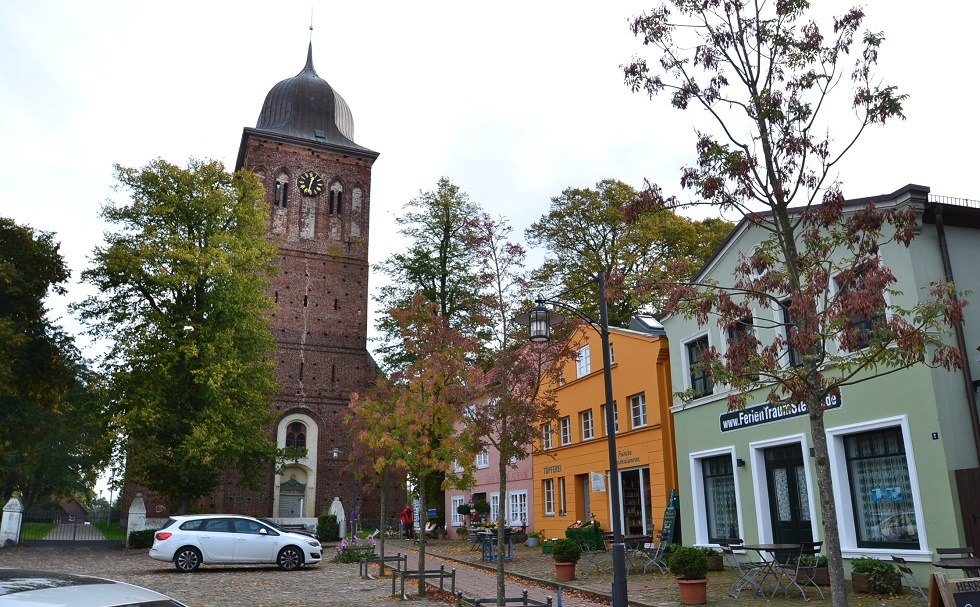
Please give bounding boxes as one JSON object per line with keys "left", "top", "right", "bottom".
{"left": 1, "top": 492, "right": 24, "bottom": 548}
{"left": 126, "top": 493, "right": 146, "bottom": 548}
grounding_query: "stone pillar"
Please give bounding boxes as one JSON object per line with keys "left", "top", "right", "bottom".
{"left": 1, "top": 492, "right": 24, "bottom": 548}
{"left": 126, "top": 493, "right": 146, "bottom": 548}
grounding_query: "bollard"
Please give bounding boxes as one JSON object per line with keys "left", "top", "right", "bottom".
{"left": 522, "top": 589, "right": 529, "bottom": 605}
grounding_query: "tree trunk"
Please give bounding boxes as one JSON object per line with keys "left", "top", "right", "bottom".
{"left": 496, "top": 453, "right": 508, "bottom": 605}
{"left": 378, "top": 467, "right": 388, "bottom": 576}
{"left": 417, "top": 476, "right": 427, "bottom": 596}
{"left": 809, "top": 399, "right": 849, "bottom": 607}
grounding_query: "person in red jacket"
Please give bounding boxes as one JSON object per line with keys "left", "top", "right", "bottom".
{"left": 400, "top": 504, "right": 414, "bottom": 539}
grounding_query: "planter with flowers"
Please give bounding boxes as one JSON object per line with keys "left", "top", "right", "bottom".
{"left": 526, "top": 530, "right": 543, "bottom": 548}
{"left": 333, "top": 535, "right": 377, "bottom": 563}
{"left": 564, "top": 516, "right": 603, "bottom": 550}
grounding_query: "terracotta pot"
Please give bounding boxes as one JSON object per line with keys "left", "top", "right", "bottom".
{"left": 678, "top": 579, "right": 708, "bottom": 605}
{"left": 555, "top": 561, "right": 577, "bottom": 582}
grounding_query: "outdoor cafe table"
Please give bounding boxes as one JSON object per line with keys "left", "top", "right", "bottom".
{"left": 934, "top": 557, "right": 980, "bottom": 577}
{"left": 479, "top": 530, "right": 514, "bottom": 562}
{"left": 742, "top": 543, "right": 803, "bottom": 596}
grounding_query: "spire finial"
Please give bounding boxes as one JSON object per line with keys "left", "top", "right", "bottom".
{"left": 309, "top": 7, "right": 314, "bottom": 41}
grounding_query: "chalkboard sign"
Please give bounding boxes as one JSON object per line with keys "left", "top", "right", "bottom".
{"left": 930, "top": 573, "right": 980, "bottom": 607}
{"left": 660, "top": 488, "right": 679, "bottom": 545}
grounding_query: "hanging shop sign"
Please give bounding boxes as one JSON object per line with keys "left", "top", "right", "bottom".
{"left": 719, "top": 392, "right": 842, "bottom": 433}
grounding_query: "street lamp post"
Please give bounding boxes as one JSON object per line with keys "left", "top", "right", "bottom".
{"left": 524, "top": 272, "right": 628, "bottom": 607}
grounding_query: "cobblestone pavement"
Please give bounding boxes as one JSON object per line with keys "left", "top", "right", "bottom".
{"left": 0, "top": 546, "right": 447, "bottom": 607}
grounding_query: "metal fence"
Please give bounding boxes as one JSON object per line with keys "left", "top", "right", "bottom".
{"left": 20, "top": 508, "right": 124, "bottom": 547}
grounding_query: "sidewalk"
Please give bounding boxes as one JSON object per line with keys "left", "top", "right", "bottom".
{"left": 378, "top": 539, "right": 632, "bottom": 606}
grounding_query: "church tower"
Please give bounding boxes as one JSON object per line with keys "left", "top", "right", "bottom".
{"left": 234, "top": 43, "right": 379, "bottom": 520}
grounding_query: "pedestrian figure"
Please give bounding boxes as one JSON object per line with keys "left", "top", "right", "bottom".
{"left": 400, "top": 504, "right": 414, "bottom": 539}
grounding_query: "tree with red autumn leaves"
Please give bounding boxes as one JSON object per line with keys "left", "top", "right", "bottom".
{"left": 347, "top": 293, "right": 482, "bottom": 596}
{"left": 624, "top": 2, "right": 966, "bottom": 606}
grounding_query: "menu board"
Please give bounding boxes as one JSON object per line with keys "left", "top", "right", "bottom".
{"left": 930, "top": 573, "right": 980, "bottom": 607}
{"left": 660, "top": 488, "right": 679, "bottom": 545}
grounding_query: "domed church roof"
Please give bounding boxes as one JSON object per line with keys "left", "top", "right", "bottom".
{"left": 254, "top": 43, "right": 365, "bottom": 151}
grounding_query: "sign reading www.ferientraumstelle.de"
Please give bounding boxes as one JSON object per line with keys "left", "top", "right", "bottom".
{"left": 719, "top": 391, "right": 842, "bottom": 432}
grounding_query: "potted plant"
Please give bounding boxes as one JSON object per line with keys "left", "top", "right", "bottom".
{"left": 851, "top": 557, "right": 901, "bottom": 595}
{"left": 472, "top": 499, "right": 490, "bottom": 525}
{"left": 552, "top": 538, "right": 581, "bottom": 582}
{"left": 669, "top": 545, "right": 709, "bottom": 605}
{"left": 697, "top": 546, "right": 724, "bottom": 571}
{"left": 526, "top": 530, "right": 543, "bottom": 548}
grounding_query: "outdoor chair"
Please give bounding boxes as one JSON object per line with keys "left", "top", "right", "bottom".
{"left": 576, "top": 534, "right": 610, "bottom": 573}
{"left": 892, "top": 555, "right": 928, "bottom": 604}
{"left": 720, "top": 539, "right": 767, "bottom": 599}
{"left": 773, "top": 541, "right": 824, "bottom": 601}
{"left": 635, "top": 529, "right": 670, "bottom": 574}
{"left": 937, "top": 546, "right": 975, "bottom": 558}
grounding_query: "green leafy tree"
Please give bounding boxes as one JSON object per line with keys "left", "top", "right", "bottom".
{"left": 466, "top": 213, "right": 573, "bottom": 603}
{"left": 525, "top": 179, "right": 731, "bottom": 325}
{"left": 624, "top": 3, "right": 963, "bottom": 606}
{"left": 74, "top": 158, "right": 280, "bottom": 513}
{"left": 350, "top": 293, "right": 481, "bottom": 596}
{"left": 374, "top": 177, "right": 485, "bottom": 371}
{"left": 0, "top": 218, "right": 112, "bottom": 509}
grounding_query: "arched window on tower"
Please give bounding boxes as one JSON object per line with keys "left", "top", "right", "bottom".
{"left": 329, "top": 182, "right": 343, "bottom": 215}
{"left": 285, "top": 421, "right": 307, "bottom": 448}
{"left": 274, "top": 175, "right": 289, "bottom": 208}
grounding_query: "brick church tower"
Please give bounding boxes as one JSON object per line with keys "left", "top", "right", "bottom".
{"left": 231, "top": 42, "right": 380, "bottom": 521}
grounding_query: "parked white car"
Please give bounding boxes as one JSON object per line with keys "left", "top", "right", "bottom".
{"left": 149, "top": 514, "right": 321, "bottom": 572}
{"left": 0, "top": 569, "right": 187, "bottom": 606}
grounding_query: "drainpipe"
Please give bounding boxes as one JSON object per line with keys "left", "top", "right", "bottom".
{"left": 934, "top": 204, "right": 980, "bottom": 464}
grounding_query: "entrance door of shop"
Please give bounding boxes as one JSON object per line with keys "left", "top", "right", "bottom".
{"left": 764, "top": 444, "right": 813, "bottom": 544}
{"left": 619, "top": 468, "right": 652, "bottom": 535}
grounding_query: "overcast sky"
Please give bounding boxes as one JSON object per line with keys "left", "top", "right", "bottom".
{"left": 2, "top": 0, "right": 976, "bottom": 359}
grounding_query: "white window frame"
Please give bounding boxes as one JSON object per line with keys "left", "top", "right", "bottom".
{"left": 508, "top": 490, "right": 528, "bottom": 526}
{"left": 542, "top": 423, "right": 553, "bottom": 450}
{"left": 489, "top": 493, "right": 501, "bottom": 523}
{"left": 630, "top": 393, "right": 647, "bottom": 429}
{"left": 682, "top": 331, "right": 713, "bottom": 400}
{"left": 543, "top": 479, "right": 555, "bottom": 515}
{"left": 581, "top": 409, "right": 594, "bottom": 441}
{"left": 451, "top": 495, "right": 465, "bottom": 527}
{"left": 689, "top": 446, "right": 744, "bottom": 546}
{"left": 608, "top": 341, "right": 615, "bottom": 364}
{"left": 560, "top": 416, "right": 572, "bottom": 445}
{"left": 601, "top": 402, "right": 619, "bottom": 435}
{"left": 476, "top": 449, "right": 490, "bottom": 469}
{"left": 576, "top": 345, "right": 591, "bottom": 378}
{"left": 825, "top": 415, "right": 930, "bottom": 561}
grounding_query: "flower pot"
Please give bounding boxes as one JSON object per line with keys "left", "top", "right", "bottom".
{"left": 542, "top": 541, "right": 555, "bottom": 554}
{"left": 677, "top": 579, "right": 708, "bottom": 605}
{"left": 852, "top": 571, "right": 901, "bottom": 594}
{"left": 555, "top": 562, "right": 577, "bottom": 582}
{"left": 527, "top": 537, "right": 540, "bottom": 547}
{"left": 813, "top": 566, "right": 829, "bottom": 585}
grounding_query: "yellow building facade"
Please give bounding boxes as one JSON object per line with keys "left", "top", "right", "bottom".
{"left": 532, "top": 319, "right": 677, "bottom": 540}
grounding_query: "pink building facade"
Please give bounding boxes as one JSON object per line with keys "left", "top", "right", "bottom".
{"left": 445, "top": 444, "right": 534, "bottom": 535}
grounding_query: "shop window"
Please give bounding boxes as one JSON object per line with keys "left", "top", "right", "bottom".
{"left": 701, "top": 454, "right": 738, "bottom": 544}
{"left": 490, "top": 493, "right": 500, "bottom": 523}
{"left": 844, "top": 426, "right": 918, "bottom": 548}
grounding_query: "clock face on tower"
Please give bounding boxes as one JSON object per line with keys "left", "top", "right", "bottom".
{"left": 297, "top": 171, "right": 325, "bottom": 196}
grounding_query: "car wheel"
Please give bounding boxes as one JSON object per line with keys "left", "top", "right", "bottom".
{"left": 277, "top": 546, "right": 303, "bottom": 571}
{"left": 174, "top": 547, "right": 202, "bottom": 573}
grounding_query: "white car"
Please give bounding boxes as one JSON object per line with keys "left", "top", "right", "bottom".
{"left": 149, "top": 514, "right": 321, "bottom": 572}
{"left": 0, "top": 569, "right": 187, "bottom": 606}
